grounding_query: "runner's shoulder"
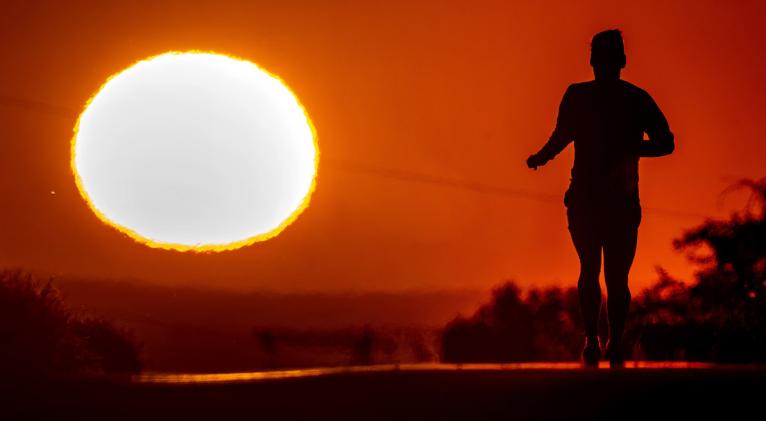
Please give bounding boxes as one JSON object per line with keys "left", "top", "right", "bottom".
{"left": 618, "top": 79, "right": 653, "bottom": 100}
{"left": 561, "top": 81, "right": 592, "bottom": 101}
{"left": 566, "top": 81, "right": 592, "bottom": 93}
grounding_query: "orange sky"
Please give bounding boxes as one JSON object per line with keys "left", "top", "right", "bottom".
{"left": 1, "top": 0, "right": 764, "bottom": 294}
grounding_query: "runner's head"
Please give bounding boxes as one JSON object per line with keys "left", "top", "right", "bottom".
{"left": 590, "top": 29, "right": 626, "bottom": 80}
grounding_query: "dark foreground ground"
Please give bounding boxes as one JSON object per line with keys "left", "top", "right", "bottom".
{"left": 4, "top": 363, "right": 764, "bottom": 420}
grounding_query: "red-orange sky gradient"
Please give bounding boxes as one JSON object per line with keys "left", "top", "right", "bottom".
{"left": 1, "top": 0, "right": 765, "bottom": 295}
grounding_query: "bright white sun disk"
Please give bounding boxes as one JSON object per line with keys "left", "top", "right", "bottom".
{"left": 72, "top": 52, "right": 318, "bottom": 251}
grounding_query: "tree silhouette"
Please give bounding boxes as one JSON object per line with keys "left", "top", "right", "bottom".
{"left": 629, "top": 179, "right": 766, "bottom": 362}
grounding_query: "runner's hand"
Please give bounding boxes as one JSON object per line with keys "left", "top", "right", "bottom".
{"left": 527, "top": 154, "right": 544, "bottom": 170}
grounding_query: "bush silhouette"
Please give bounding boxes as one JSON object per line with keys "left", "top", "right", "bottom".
{"left": 0, "top": 269, "right": 141, "bottom": 376}
{"left": 442, "top": 283, "right": 582, "bottom": 362}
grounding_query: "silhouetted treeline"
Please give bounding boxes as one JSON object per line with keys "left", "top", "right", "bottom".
{"left": 443, "top": 178, "right": 766, "bottom": 364}
{"left": 0, "top": 270, "right": 142, "bottom": 377}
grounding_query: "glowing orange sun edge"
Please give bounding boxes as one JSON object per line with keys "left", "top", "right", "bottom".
{"left": 71, "top": 50, "right": 319, "bottom": 253}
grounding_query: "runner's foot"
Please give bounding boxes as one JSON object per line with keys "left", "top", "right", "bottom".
{"left": 605, "top": 339, "right": 625, "bottom": 368}
{"left": 582, "top": 337, "right": 601, "bottom": 367}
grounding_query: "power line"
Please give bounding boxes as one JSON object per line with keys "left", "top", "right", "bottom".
{"left": 325, "top": 159, "right": 561, "bottom": 202}
{"left": 325, "top": 159, "right": 708, "bottom": 220}
{"left": 1, "top": 94, "right": 709, "bottom": 220}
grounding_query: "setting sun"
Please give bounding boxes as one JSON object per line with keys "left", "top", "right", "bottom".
{"left": 71, "top": 52, "right": 318, "bottom": 251}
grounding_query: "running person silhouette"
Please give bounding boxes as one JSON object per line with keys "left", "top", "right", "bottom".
{"left": 527, "top": 29, "right": 674, "bottom": 367}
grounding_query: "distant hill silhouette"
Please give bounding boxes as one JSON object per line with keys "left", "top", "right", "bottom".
{"left": 50, "top": 279, "right": 483, "bottom": 372}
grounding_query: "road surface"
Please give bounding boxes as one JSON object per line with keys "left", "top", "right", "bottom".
{"left": 5, "top": 362, "right": 763, "bottom": 420}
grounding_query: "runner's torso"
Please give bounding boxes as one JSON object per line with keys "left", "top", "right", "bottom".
{"left": 564, "top": 80, "right": 647, "bottom": 205}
